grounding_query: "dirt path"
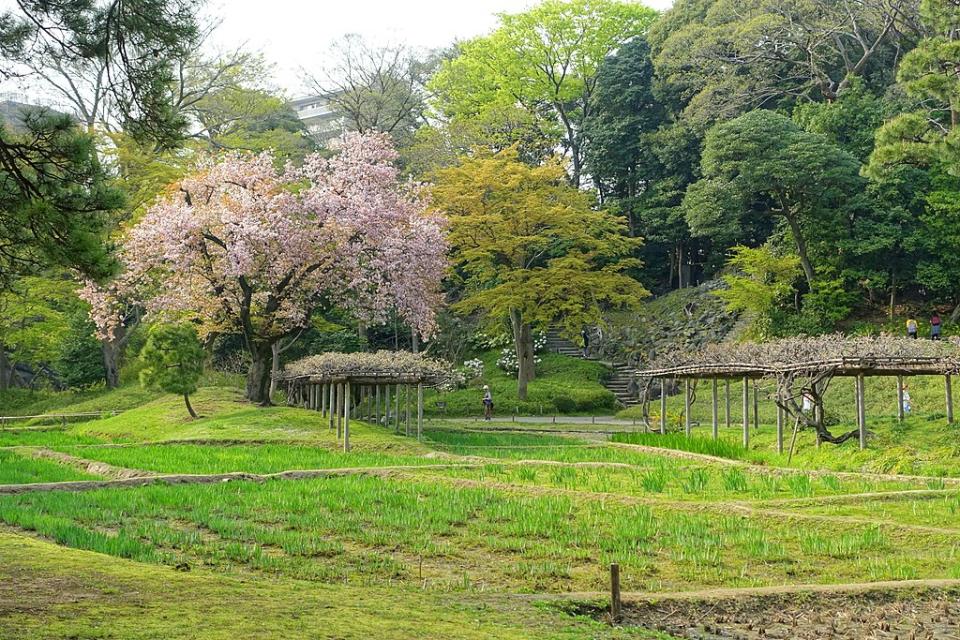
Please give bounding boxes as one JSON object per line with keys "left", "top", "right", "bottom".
{"left": 0, "top": 463, "right": 483, "bottom": 495}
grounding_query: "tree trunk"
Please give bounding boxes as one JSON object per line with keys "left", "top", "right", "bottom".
{"left": 0, "top": 345, "right": 9, "bottom": 392}
{"left": 101, "top": 338, "right": 122, "bottom": 389}
{"left": 509, "top": 310, "right": 535, "bottom": 401}
{"left": 246, "top": 343, "right": 274, "bottom": 405}
{"left": 784, "top": 212, "right": 815, "bottom": 288}
{"left": 184, "top": 393, "right": 198, "bottom": 419}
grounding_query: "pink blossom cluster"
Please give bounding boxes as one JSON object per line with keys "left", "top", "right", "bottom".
{"left": 86, "top": 132, "right": 447, "bottom": 344}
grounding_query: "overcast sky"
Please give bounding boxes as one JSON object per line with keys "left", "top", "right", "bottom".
{"left": 207, "top": 0, "right": 674, "bottom": 95}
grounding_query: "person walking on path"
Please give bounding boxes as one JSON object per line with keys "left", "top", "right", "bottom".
{"left": 906, "top": 317, "right": 919, "bottom": 339}
{"left": 580, "top": 328, "right": 590, "bottom": 357}
{"left": 902, "top": 384, "right": 912, "bottom": 415}
{"left": 931, "top": 313, "right": 942, "bottom": 340}
{"left": 482, "top": 385, "right": 494, "bottom": 421}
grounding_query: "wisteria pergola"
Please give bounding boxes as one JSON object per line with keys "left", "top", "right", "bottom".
{"left": 635, "top": 336, "right": 960, "bottom": 451}
{"left": 278, "top": 351, "right": 455, "bottom": 452}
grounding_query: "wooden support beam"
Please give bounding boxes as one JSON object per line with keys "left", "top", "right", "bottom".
{"left": 375, "top": 384, "right": 381, "bottom": 425}
{"left": 405, "top": 384, "right": 411, "bottom": 437}
{"left": 417, "top": 383, "right": 424, "bottom": 441}
{"left": 320, "top": 383, "right": 326, "bottom": 417}
{"left": 897, "top": 376, "right": 904, "bottom": 423}
{"left": 753, "top": 382, "right": 759, "bottom": 431}
{"left": 329, "top": 384, "right": 335, "bottom": 430}
{"left": 742, "top": 377, "right": 749, "bottom": 449}
{"left": 947, "top": 375, "right": 954, "bottom": 425}
{"left": 711, "top": 378, "right": 719, "bottom": 440}
{"left": 776, "top": 403, "right": 784, "bottom": 455}
{"left": 660, "top": 380, "right": 667, "bottom": 435}
{"left": 725, "top": 379, "right": 731, "bottom": 429}
{"left": 395, "top": 383, "right": 401, "bottom": 433}
{"left": 857, "top": 375, "right": 866, "bottom": 450}
{"left": 343, "top": 383, "right": 351, "bottom": 452}
{"left": 684, "top": 380, "right": 692, "bottom": 437}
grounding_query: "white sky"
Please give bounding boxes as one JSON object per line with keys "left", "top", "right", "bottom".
{"left": 208, "top": 0, "right": 674, "bottom": 96}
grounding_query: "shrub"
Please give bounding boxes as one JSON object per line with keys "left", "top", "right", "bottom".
{"left": 56, "top": 314, "right": 106, "bottom": 389}
{"left": 140, "top": 323, "right": 205, "bottom": 418}
{"left": 553, "top": 395, "right": 576, "bottom": 413}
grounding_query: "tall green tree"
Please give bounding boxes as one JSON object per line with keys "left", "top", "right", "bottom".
{"left": 684, "top": 111, "right": 863, "bottom": 288}
{"left": 0, "top": 1, "right": 201, "bottom": 289}
{"left": 432, "top": 148, "right": 648, "bottom": 400}
{"left": 430, "top": 0, "right": 656, "bottom": 186}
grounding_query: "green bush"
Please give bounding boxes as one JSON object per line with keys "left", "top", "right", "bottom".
{"left": 553, "top": 395, "right": 576, "bottom": 412}
{"left": 56, "top": 314, "right": 106, "bottom": 389}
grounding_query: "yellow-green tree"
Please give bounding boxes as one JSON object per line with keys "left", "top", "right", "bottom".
{"left": 433, "top": 148, "right": 648, "bottom": 399}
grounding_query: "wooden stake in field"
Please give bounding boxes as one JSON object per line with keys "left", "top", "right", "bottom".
{"left": 609, "top": 563, "right": 622, "bottom": 623}
{"left": 711, "top": 378, "right": 719, "bottom": 440}
{"left": 741, "top": 377, "right": 749, "bottom": 449}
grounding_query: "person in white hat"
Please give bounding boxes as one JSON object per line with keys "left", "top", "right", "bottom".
{"left": 482, "top": 385, "right": 494, "bottom": 421}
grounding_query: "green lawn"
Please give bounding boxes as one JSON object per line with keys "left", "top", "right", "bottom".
{"left": 426, "top": 351, "right": 615, "bottom": 417}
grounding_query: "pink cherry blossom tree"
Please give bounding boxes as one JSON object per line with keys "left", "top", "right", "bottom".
{"left": 85, "top": 133, "right": 447, "bottom": 404}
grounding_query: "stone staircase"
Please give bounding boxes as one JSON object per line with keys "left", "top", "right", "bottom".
{"left": 544, "top": 328, "right": 639, "bottom": 407}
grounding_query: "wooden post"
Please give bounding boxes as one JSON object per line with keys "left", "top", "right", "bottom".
{"left": 338, "top": 383, "right": 345, "bottom": 438}
{"left": 329, "top": 383, "right": 335, "bottom": 431}
{"left": 946, "top": 375, "right": 954, "bottom": 425}
{"left": 417, "top": 383, "right": 424, "bottom": 441}
{"left": 376, "top": 384, "right": 381, "bottom": 425}
{"left": 320, "top": 383, "right": 326, "bottom": 417}
{"left": 405, "top": 384, "right": 411, "bottom": 437}
{"left": 395, "top": 383, "right": 401, "bottom": 433}
{"left": 725, "top": 379, "right": 731, "bottom": 429}
{"left": 896, "top": 376, "right": 904, "bottom": 423}
{"left": 742, "top": 377, "right": 749, "bottom": 449}
{"left": 857, "top": 375, "right": 866, "bottom": 450}
{"left": 343, "top": 382, "right": 351, "bottom": 452}
{"left": 660, "top": 380, "right": 667, "bottom": 435}
{"left": 776, "top": 404, "right": 784, "bottom": 455}
{"left": 753, "top": 382, "right": 759, "bottom": 431}
{"left": 711, "top": 378, "right": 718, "bottom": 440}
{"left": 610, "top": 563, "right": 622, "bottom": 623}
{"left": 684, "top": 379, "right": 692, "bottom": 437}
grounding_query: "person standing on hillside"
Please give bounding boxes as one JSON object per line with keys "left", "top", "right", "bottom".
{"left": 931, "top": 313, "right": 942, "bottom": 340}
{"left": 906, "top": 317, "right": 919, "bottom": 339}
{"left": 580, "top": 328, "right": 590, "bottom": 357}
{"left": 482, "top": 385, "right": 494, "bottom": 421}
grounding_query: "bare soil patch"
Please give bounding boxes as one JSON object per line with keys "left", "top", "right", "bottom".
{"left": 621, "top": 585, "right": 960, "bottom": 639}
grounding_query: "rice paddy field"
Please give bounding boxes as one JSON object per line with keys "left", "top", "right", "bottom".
{"left": 1, "top": 385, "right": 960, "bottom": 638}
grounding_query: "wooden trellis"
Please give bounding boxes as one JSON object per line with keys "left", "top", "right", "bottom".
{"left": 636, "top": 346, "right": 960, "bottom": 451}
{"left": 277, "top": 351, "right": 453, "bottom": 452}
